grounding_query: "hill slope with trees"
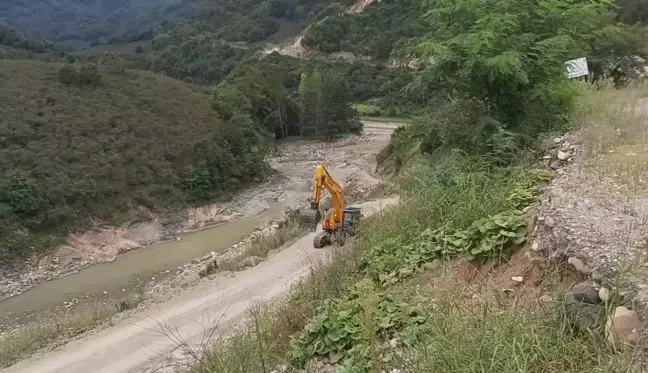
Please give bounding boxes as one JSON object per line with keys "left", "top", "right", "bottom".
{"left": 0, "top": 59, "right": 269, "bottom": 263}
{"left": 0, "top": 0, "right": 202, "bottom": 43}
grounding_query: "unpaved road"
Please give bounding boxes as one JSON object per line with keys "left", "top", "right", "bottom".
{"left": 1, "top": 198, "right": 397, "bottom": 373}
{"left": 0, "top": 121, "right": 400, "bottom": 331}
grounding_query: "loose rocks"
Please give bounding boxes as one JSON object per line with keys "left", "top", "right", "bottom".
{"left": 598, "top": 287, "right": 611, "bottom": 303}
{"left": 511, "top": 276, "right": 524, "bottom": 285}
{"left": 606, "top": 306, "right": 641, "bottom": 347}
{"left": 567, "top": 256, "right": 590, "bottom": 276}
{"left": 564, "top": 294, "right": 603, "bottom": 331}
{"left": 572, "top": 281, "right": 601, "bottom": 304}
{"left": 557, "top": 151, "right": 570, "bottom": 161}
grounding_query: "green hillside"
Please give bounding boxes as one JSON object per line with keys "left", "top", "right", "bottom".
{"left": 303, "top": 0, "right": 425, "bottom": 59}
{"left": 0, "top": 59, "right": 268, "bottom": 262}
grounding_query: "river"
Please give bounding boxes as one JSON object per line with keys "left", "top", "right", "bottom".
{"left": 0, "top": 201, "right": 288, "bottom": 328}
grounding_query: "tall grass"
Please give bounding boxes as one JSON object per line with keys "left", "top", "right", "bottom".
{"left": 0, "top": 305, "right": 115, "bottom": 367}
{"left": 400, "top": 299, "right": 629, "bottom": 373}
{"left": 400, "top": 152, "right": 520, "bottom": 228}
{"left": 194, "top": 246, "right": 363, "bottom": 373}
{"left": 577, "top": 80, "right": 648, "bottom": 191}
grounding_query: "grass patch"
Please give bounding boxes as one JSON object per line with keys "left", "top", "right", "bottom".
{"left": 201, "top": 220, "right": 306, "bottom": 275}
{"left": 0, "top": 296, "right": 142, "bottom": 368}
{"left": 353, "top": 103, "right": 383, "bottom": 117}
{"left": 400, "top": 298, "right": 626, "bottom": 373}
{"left": 578, "top": 80, "right": 648, "bottom": 191}
{"left": 193, "top": 149, "right": 633, "bottom": 372}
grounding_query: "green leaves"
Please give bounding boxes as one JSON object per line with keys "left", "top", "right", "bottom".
{"left": 363, "top": 211, "right": 527, "bottom": 285}
{"left": 361, "top": 167, "right": 553, "bottom": 285}
{"left": 402, "top": 0, "right": 637, "bottom": 137}
{"left": 291, "top": 282, "right": 429, "bottom": 370}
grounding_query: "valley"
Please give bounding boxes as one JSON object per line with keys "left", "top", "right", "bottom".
{"left": 1, "top": 0, "right": 647, "bottom": 372}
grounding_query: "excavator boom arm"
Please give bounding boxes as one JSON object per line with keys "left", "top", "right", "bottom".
{"left": 310, "top": 163, "right": 345, "bottom": 227}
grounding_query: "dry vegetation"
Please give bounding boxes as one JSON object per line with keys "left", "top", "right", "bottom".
{"left": 203, "top": 221, "right": 306, "bottom": 275}
{"left": 578, "top": 81, "right": 648, "bottom": 192}
{"left": 0, "top": 296, "right": 141, "bottom": 368}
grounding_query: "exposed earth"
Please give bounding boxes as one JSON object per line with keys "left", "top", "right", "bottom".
{"left": 0, "top": 121, "right": 399, "bottom": 302}
{"left": 0, "top": 121, "right": 401, "bottom": 372}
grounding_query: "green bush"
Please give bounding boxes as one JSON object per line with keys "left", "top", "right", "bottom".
{"left": 58, "top": 65, "right": 77, "bottom": 85}
{"left": 77, "top": 64, "right": 102, "bottom": 86}
{"left": 395, "top": 0, "right": 639, "bottom": 141}
{"left": 291, "top": 279, "right": 429, "bottom": 368}
{"left": 57, "top": 64, "right": 103, "bottom": 86}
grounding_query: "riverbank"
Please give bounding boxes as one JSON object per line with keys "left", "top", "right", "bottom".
{"left": 0, "top": 121, "right": 403, "bottom": 368}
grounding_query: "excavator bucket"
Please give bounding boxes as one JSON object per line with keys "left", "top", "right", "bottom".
{"left": 296, "top": 208, "right": 321, "bottom": 230}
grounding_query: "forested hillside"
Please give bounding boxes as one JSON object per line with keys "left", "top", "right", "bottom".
{"left": 0, "top": 59, "right": 270, "bottom": 262}
{"left": 0, "top": 18, "right": 367, "bottom": 263}
{"left": 212, "top": 52, "right": 415, "bottom": 138}
{"left": 0, "top": 0, "right": 202, "bottom": 43}
{"left": 0, "top": 0, "right": 345, "bottom": 46}
{"left": 303, "top": 0, "right": 425, "bottom": 59}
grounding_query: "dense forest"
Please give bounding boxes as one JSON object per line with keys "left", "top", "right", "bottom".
{"left": 303, "top": 0, "right": 426, "bottom": 59}
{"left": 0, "top": 0, "right": 202, "bottom": 43}
{"left": 214, "top": 51, "right": 415, "bottom": 137}
{"left": 303, "top": 0, "right": 648, "bottom": 62}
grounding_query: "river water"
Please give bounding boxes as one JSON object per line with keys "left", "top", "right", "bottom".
{"left": 0, "top": 201, "right": 288, "bottom": 326}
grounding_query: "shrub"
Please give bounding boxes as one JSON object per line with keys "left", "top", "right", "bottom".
{"left": 77, "top": 64, "right": 102, "bottom": 86}
{"left": 58, "top": 65, "right": 77, "bottom": 85}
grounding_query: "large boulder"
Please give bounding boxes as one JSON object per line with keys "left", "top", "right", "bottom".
{"left": 606, "top": 306, "right": 641, "bottom": 347}
{"left": 564, "top": 294, "right": 603, "bottom": 331}
{"left": 572, "top": 281, "right": 601, "bottom": 304}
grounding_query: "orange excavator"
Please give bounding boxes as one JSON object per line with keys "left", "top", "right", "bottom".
{"left": 298, "top": 162, "right": 363, "bottom": 248}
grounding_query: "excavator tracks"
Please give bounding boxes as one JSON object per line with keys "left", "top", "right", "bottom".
{"left": 313, "top": 230, "right": 331, "bottom": 249}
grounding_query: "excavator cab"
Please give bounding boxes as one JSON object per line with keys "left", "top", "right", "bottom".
{"left": 341, "top": 207, "right": 362, "bottom": 234}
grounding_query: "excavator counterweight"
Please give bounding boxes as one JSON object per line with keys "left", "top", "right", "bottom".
{"left": 298, "top": 162, "right": 362, "bottom": 248}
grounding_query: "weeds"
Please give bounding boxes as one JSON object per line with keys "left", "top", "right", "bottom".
{"left": 0, "top": 305, "right": 114, "bottom": 367}
{"left": 399, "top": 298, "right": 627, "bottom": 373}
{"left": 578, "top": 80, "right": 648, "bottom": 191}
{"left": 201, "top": 220, "right": 306, "bottom": 275}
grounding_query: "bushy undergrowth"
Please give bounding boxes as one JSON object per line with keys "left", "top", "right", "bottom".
{"left": 194, "top": 146, "right": 634, "bottom": 372}
{"left": 399, "top": 298, "right": 628, "bottom": 373}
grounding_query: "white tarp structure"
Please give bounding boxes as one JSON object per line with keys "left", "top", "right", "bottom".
{"left": 565, "top": 57, "right": 589, "bottom": 78}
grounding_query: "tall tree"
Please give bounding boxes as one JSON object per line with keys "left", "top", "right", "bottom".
{"left": 320, "top": 71, "right": 362, "bottom": 140}
{"left": 298, "top": 70, "right": 324, "bottom": 138}
{"left": 396, "top": 0, "right": 643, "bottom": 137}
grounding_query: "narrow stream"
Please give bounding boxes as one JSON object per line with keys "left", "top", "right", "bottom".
{"left": 0, "top": 201, "right": 289, "bottom": 326}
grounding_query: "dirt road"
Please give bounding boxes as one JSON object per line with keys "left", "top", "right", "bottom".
{"left": 1, "top": 198, "right": 397, "bottom": 373}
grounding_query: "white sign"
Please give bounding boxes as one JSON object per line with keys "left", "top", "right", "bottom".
{"left": 565, "top": 57, "right": 589, "bottom": 79}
